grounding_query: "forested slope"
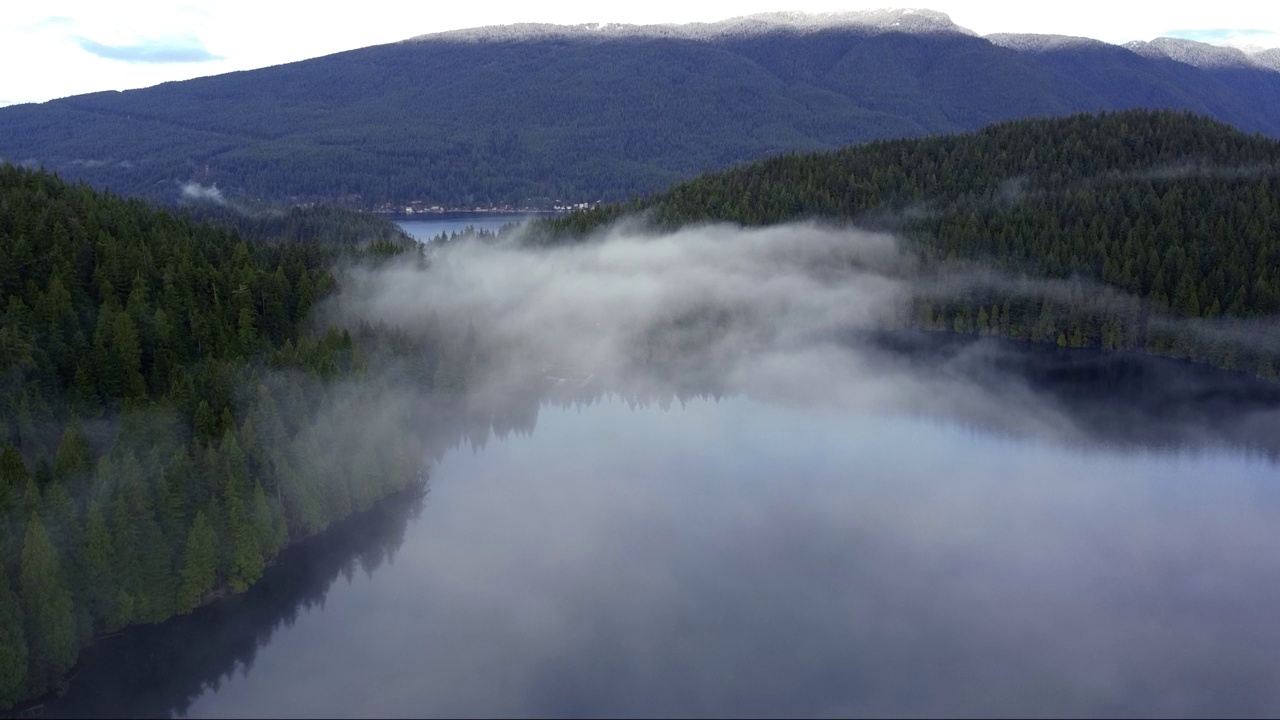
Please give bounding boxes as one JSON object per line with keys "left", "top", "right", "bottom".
{"left": 0, "top": 166, "right": 477, "bottom": 709}
{"left": 2, "top": 12, "right": 1280, "bottom": 208}
{"left": 178, "top": 201, "right": 416, "bottom": 248}
{"left": 542, "top": 110, "right": 1280, "bottom": 374}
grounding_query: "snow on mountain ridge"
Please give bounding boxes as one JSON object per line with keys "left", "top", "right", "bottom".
{"left": 986, "top": 33, "right": 1108, "bottom": 53}
{"left": 1124, "top": 36, "right": 1268, "bottom": 70}
{"left": 1246, "top": 48, "right": 1280, "bottom": 72}
{"left": 989, "top": 33, "right": 1280, "bottom": 73}
{"left": 405, "top": 8, "right": 973, "bottom": 44}
{"left": 400, "top": 8, "right": 1280, "bottom": 75}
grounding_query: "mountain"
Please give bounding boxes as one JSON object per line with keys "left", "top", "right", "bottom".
{"left": 541, "top": 110, "right": 1280, "bottom": 374}
{"left": 1, "top": 10, "right": 1279, "bottom": 208}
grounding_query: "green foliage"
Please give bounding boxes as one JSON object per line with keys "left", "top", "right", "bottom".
{"left": 226, "top": 483, "right": 263, "bottom": 594}
{"left": 252, "top": 481, "right": 283, "bottom": 559}
{"left": 176, "top": 511, "right": 217, "bottom": 614}
{"left": 79, "top": 504, "right": 113, "bottom": 631}
{"left": 551, "top": 110, "right": 1280, "bottom": 233}
{"left": 0, "top": 445, "right": 27, "bottom": 516}
{"left": 0, "top": 165, "right": 439, "bottom": 709}
{"left": 53, "top": 423, "right": 92, "bottom": 485}
{"left": 0, "top": 565, "right": 27, "bottom": 707}
{"left": 179, "top": 203, "right": 416, "bottom": 251}
{"left": 20, "top": 516, "right": 77, "bottom": 688}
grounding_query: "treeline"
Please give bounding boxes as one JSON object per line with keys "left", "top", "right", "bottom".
{"left": 540, "top": 110, "right": 1280, "bottom": 374}
{"left": 178, "top": 201, "right": 416, "bottom": 252}
{"left": 39, "top": 482, "right": 427, "bottom": 719}
{"left": 0, "top": 165, "right": 476, "bottom": 709}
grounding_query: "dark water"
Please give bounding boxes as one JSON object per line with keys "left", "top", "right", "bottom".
{"left": 395, "top": 213, "right": 550, "bottom": 242}
{"left": 43, "top": 340, "right": 1280, "bottom": 718}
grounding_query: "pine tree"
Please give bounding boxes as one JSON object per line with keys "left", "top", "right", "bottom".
{"left": 251, "top": 480, "right": 281, "bottom": 560}
{"left": 41, "top": 482, "right": 79, "bottom": 560}
{"left": 193, "top": 400, "right": 217, "bottom": 444}
{"left": 80, "top": 503, "right": 113, "bottom": 631}
{"left": 0, "top": 444, "right": 29, "bottom": 516}
{"left": 20, "top": 516, "right": 77, "bottom": 686}
{"left": 226, "top": 486, "right": 263, "bottom": 593}
{"left": 111, "top": 311, "right": 147, "bottom": 400}
{"left": 53, "top": 422, "right": 93, "bottom": 486}
{"left": 177, "top": 511, "right": 217, "bottom": 614}
{"left": 219, "top": 428, "right": 248, "bottom": 490}
{"left": 156, "top": 451, "right": 189, "bottom": 546}
{"left": 137, "top": 517, "right": 175, "bottom": 622}
{"left": 0, "top": 564, "right": 28, "bottom": 708}
{"left": 71, "top": 365, "right": 102, "bottom": 416}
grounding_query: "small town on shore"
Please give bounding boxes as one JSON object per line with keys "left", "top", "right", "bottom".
{"left": 371, "top": 199, "right": 599, "bottom": 215}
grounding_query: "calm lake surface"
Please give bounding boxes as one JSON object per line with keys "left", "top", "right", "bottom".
{"left": 395, "top": 212, "right": 551, "bottom": 241}
{"left": 44, "top": 342, "right": 1280, "bottom": 718}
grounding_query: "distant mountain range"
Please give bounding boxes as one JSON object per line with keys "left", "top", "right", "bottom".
{"left": 1, "top": 9, "right": 1278, "bottom": 209}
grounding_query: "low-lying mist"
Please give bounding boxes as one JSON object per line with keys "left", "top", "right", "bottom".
{"left": 333, "top": 221, "right": 909, "bottom": 389}
{"left": 317, "top": 219, "right": 1280, "bottom": 458}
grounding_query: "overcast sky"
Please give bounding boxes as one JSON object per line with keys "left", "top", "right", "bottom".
{"left": 3, "top": 1, "right": 1279, "bottom": 106}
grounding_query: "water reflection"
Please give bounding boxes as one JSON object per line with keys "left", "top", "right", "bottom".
{"left": 43, "top": 338, "right": 1280, "bottom": 718}
{"left": 181, "top": 396, "right": 1280, "bottom": 718}
{"left": 873, "top": 332, "right": 1280, "bottom": 460}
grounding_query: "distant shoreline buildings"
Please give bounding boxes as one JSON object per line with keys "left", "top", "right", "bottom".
{"left": 372, "top": 200, "right": 599, "bottom": 216}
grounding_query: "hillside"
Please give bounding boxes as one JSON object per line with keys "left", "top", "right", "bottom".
{"left": 541, "top": 110, "right": 1280, "bottom": 374}
{"left": 177, "top": 201, "right": 415, "bottom": 248}
{"left": 2, "top": 11, "right": 1280, "bottom": 208}
{"left": 0, "top": 166, "right": 478, "bottom": 709}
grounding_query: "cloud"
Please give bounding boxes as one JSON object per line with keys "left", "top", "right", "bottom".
{"left": 1164, "top": 27, "right": 1280, "bottom": 48}
{"left": 180, "top": 181, "right": 225, "bottom": 203}
{"left": 316, "top": 218, "right": 1280, "bottom": 461}
{"left": 322, "top": 223, "right": 1086, "bottom": 451}
{"left": 74, "top": 35, "right": 222, "bottom": 63}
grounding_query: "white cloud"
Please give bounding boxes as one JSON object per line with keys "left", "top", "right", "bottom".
{"left": 180, "top": 181, "right": 225, "bottom": 203}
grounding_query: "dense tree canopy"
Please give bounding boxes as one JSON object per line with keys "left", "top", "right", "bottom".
{"left": 0, "top": 166, "right": 466, "bottom": 709}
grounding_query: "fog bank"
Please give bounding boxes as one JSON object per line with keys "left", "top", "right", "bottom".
{"left": 320, "top": 220, "right": 1277, "bottom": 452}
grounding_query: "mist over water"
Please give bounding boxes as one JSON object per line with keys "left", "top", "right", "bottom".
{"left": 51, "top": 390, "right": 1280, "bottom": 718}
{"left": 44, "top": 220, "right": 1280, "bottom": 717}
{"left": 334, "top": 220, "right": 1280, "bottom": 453}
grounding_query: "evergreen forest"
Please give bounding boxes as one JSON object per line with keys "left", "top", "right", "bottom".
{"left": 0, "top": 166, "right": 482, "bottom": 709}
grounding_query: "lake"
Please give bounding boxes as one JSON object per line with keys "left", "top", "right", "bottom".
{"left": 395, "top": 212, "right": 552, "bottom": 242}
{"left": 42, "top": 341, "right": 1280, "bottom": 718}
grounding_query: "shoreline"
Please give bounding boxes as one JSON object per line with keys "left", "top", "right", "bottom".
{"left": 374, "top": 209, "right": 564, "bottom": 218}
{"left": 2, "top": 478, "right": 429, "bottom": 717}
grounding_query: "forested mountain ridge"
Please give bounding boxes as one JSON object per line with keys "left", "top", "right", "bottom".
{"left": 0, "top": 166, "right": 475, "bottom": 709}
{"left": 541, "top": 110, "right": 1280, "bottom": 374}
{"left": 2, "top": 11, "right": 1280, "bottom": 208}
